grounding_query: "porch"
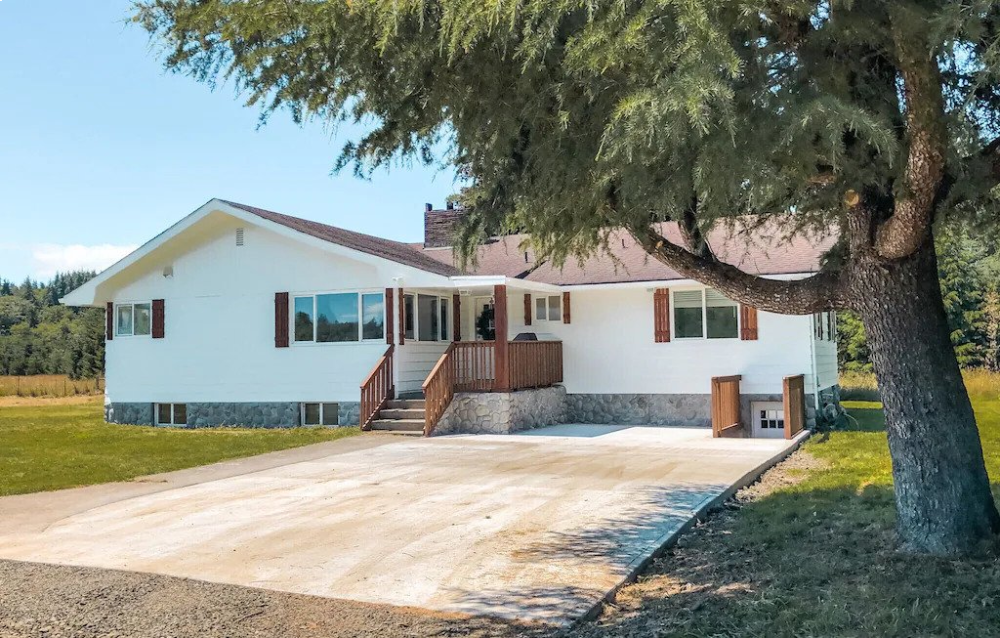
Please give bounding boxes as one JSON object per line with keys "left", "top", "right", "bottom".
{"left": 360, "top": 282, "right": 566, "bottom": 436}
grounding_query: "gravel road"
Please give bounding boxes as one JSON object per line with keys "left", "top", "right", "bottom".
{"left": 0, "top": 560, "right": 551, "bottom": 638}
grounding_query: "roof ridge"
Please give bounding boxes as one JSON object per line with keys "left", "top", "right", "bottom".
{"left": 220, "top": 199, "right": 461, "bottom": 278}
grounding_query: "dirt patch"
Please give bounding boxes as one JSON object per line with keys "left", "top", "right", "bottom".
{"left": 0, "top": 560, "right": 548, "bottom": 638}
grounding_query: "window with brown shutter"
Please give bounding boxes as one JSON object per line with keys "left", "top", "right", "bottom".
{"left": 653, "top": 289, "right": 671, "bottom": 342}
{"left": 740, "top": 304, "right": 759, "bottom": 340}
{"left": 562, "top": 292, "right": 571, "bottom": 324}
{"left": 152, "top": 299, "right": 165, "bottom": 339}
{"left": 274, "top": 292, "right": 289, "bottom": 348}
{"left": 524, "top": 294, "right": 532, "bottom": 326}
{"left": 106, "top": 302, "right": 114, "bottom": 341}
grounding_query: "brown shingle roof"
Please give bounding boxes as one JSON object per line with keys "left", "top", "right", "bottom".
{"left": 223, "top": 200, "right": 461, "bottom": 278}
{"left": 225, "top": 200, "right": 832, "bottom": 285}
{"left": 419, "top": 222, "right": 836, "bottom": 285}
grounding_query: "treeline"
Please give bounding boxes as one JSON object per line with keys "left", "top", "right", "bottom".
{"left": 839, "top": 227, "right": 1000, "bottom": 372}
{"left": 0, "top": 272, "right": 105, "bottom": 378}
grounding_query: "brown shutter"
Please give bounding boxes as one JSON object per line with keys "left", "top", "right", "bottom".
{"left": 562, "top": 292, "right": 571, "bottom": 324}
{"left": 524, "top": 294, "right": 532, "bottom": 326}
{"left": 740, "top": 305, "right": 759, "bottom": 340}
{"left": 152, "top": 299, "right": 165, "bottom": 339}
{"left": 453, "top": 295, "right": 462, "bottom": 341}
{"left": 654, "top": 289, "right": 671, "bottom": 342}
{"left": 106, "top": 302, "right": 114, "bottom": 341}
{"left": 385, "top": 288, "right": 395, "bottom": 345}
{"left": 274, "top": 292, "right": 289, "bottom": 348}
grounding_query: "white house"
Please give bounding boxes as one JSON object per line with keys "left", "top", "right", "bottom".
{"left": 63, "top": 198, "right": 840, "bottom": 438}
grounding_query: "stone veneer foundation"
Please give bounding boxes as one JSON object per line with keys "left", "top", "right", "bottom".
{"left": 433, "top": 386, "right": 568, "bottom": 435}
{"left": 565, "top": 394, "right": 713, "bottom": 427}
{"left": 105, "top": 402, "right": 360, "bottom": 428}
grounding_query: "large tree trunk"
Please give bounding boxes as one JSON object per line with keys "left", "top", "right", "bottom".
{"left": 854, "top": 237, "right": 1000, "bottom": 555}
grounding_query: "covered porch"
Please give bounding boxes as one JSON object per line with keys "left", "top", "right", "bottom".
{"left": 361, "top": 279, "right": 567, "bottom": 435}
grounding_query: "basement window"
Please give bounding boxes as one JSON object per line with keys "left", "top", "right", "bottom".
{"left": 302, "top": 403, "right": 339, "bottom": 426}
{"left": 156, "top": 403, "right": 187, "bottom": 426}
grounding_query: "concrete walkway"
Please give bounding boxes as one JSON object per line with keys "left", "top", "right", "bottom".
{"left": 0, "top": 425, "right": 807, "bottom": 626}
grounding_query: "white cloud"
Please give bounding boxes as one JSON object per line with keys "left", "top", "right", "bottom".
{"left": 30, "top": 243, "right": 138, "bottom": 280}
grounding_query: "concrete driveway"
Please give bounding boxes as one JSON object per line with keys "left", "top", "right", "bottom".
{"left": 0, "top": 425, "right": 806, "bottom": 626}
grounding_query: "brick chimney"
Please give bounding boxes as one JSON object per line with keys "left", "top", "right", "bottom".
{"left": 423, "top": 203, "right": 465, "bottom": 248}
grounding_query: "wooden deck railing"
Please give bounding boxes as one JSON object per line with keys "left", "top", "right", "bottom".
{"left": 453, "top": 341, "right": 496, "bottom": 391}
{"left": 509, "top": 341, "right": 563, "bottom": 390}
{"left": 711, "top": 375, "right": 743, "bottom": 438}
{"left": 422, "top": 340, "right": 564, "bottom": 436}
{"left": 423, "top": 343, "right": 457, "bottom": 436}
{"left": 360, "top": 345, "right": 394, "bottom": 430}
{"left": 783, "top": 374, "right": 806, "bottom": 439}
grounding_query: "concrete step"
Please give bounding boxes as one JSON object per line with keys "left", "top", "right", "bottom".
{"left": 379, "top": 408, "right": 425, "bottom": 420}
{"left": 368, "top": 428, "right": 424, "bottom": 437}
{"left": 386, "top": 399, "right": 426, "bottom": 410}
{"left": 371, "top": 419, "right": 425, "bottom": 432}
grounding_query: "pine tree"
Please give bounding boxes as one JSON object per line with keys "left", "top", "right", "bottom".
{"left": 134, "top": 0, "right": 1000, "bottom": 554}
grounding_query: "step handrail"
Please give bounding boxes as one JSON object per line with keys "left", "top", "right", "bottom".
{"left": 421, "top": 343, "right": 456, "bottom": 436}
{"left": 360, "top": 344, "right": 395, "bottom": 431}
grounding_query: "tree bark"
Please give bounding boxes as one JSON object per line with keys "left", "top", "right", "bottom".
{"left": 853, "top": 236, "right": 1000, "bottom": 555}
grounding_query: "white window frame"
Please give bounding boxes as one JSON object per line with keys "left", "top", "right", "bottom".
{"left": 291, "top": 290, "right": 386, "bottom": 346}
{"left": 403, "top": 292, "right": 452, "bottom": 342}
{"left": 115, "top": 302, "right": 152, "bottom": 338}
{"left": 670, "top": 288, "right": 740, "bottom": 341}
{"left": 534, "top": 295, "right": 562, "bottom": 323}
{"left": 301, "top": 402, "right": 340, "bottom": 426}
{"left": 155, "top": 403, "right": 187, "bottom": 426}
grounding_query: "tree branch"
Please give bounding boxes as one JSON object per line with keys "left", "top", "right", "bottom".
{"left": 636, "top": 226, "right": 845, "bottom": 314}
{"left": 874, "top": 17, "right": 947, "bottom": 260}
{"left": 678, "top": 199, "right": 715, "bottom": 261}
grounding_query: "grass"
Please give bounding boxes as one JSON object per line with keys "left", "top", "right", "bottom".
{"left": 0, "top": 396, "right": 360, "bottom": 496}
{"left": 578, "top": 373, "right": 1000, "bottom": 638}
{"left": 0, "top": 374, "right": 102, "bottom": 398}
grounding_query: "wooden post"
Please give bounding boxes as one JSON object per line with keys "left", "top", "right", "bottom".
{"left": 494, "top": 284, "right": 509, "bottom": 392}
{"left": 398, "top": 288, "right": 406, "bottom": 345}
{"left": 453, "top": 295, "right": 462, "bottom": 342}
{"left": 385, "top": 287, "right": 395, "bottom": 345}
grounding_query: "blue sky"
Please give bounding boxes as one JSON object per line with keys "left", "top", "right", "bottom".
{"left": 0, "top": 1, "right": 459, "bottom": 282}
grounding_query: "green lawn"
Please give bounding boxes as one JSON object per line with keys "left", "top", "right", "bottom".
{"left": 0, "top": 398, "right": 360, "bottom": 496}
{"left": 580, "top": 384, "right": 1000, "bottom": 638}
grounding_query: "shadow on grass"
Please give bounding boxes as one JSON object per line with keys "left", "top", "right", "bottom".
{"left": 563, "top": 481, "right": 1000, "bottom": 638}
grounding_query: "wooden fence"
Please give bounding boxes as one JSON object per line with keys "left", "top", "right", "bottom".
{"left": 711, "top": 375, "right": 743, "bottom": 438}
{"left": 783, "top": 374, "right": 806, "bottom": 439}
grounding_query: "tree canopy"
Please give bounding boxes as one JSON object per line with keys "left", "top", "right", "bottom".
{"left": 134, "top": 0, "right": 1000, "bottom": 554}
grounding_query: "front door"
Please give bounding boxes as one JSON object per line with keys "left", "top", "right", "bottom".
{"left": 471, "top": 297, "right": 495, "bottom": 341}
{"left": 752, "top": 402, "right": 785, "bottom": 438}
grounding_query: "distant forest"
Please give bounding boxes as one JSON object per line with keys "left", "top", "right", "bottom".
{"left": 0, "top": 272, "right": 104, "bottom": 378}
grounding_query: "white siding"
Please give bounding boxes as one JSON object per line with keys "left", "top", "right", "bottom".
{"left": 395, "top": 342, "right": 450, "bottom": 394}
{"left": 813, "top": 313, "right": 839, "bottom": 390}
{"left": 106, "top": 219, "right": 393, "bottom": 404}
{"left": 500, "top": 287, "right": 817, "bottom": 396}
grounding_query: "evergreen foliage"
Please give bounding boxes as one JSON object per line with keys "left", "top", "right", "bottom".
{"left": 0, "top": 271, "right": 104, "bottom": 378}
{"left": 839, "top": 226, "right": 1000, "bottom": 372}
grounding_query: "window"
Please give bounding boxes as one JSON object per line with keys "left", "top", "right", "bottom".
{"left": 302, "top": 402, "right": 339, "bottom": 426}
{"left": 362, "top": 293, "right": 385, "bottom": 340}
{"left": 404, "top": 293, "right": 451, "bottom": 341}
{"left": 705, "top": 289, "right": 738, "bottom": 339}
{"left": 156, "top": 403, "right": 187, "bottom": 426}
{"left": 673, "top": 289, "right": 739, "bottom": 340}
{"left": 404, "top": 294, "right": 416, "bottom": 340}
{"left": 673, "top": 290, "right": 704, "bottom": 339}
{"left": 534, "top": 295, "right": 562, "bottom": 322}
{"left": 418, "top": 295, "right": 439, "bottom": 341}
{"left": 116, "top": 302, "right": 151, "bottom": 337}
{"left": 292, "top": 292, "right": 385, "bottom": 343}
